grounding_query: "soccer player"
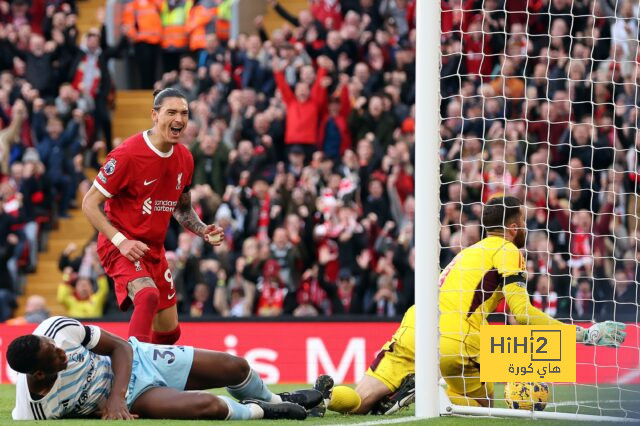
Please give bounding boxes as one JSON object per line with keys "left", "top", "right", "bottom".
{"left": 313, "top": 305, "right": 416, "bottom": 416}
{"left": 9, "top": 316, "right": 322, "bottom": 420}
{"left": 439, "top": 196, "right": 627, "bottom": 407}
{"left": 82, "top": 88, "right": 224, "bottom": 345}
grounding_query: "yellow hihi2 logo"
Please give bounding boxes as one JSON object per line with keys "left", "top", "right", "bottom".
{"left": 480, "top": 325, "right": 576, "bottom": 382}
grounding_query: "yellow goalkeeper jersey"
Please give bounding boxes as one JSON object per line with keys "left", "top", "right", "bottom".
{"left": 439, "top": 235, "right": 562, "bottom": 353}
{"left": 399, "top": 304, "right": 415, "bottom": 329}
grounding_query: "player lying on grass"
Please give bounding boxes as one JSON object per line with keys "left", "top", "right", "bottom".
{"left": 8, "top": 316, "right": 321, "bottom": 420}
{"left": 313, "top": 305, "right": 416, "bottom": 415}
{"left": 439, "top": 195, "right": 627, "bottom": 408}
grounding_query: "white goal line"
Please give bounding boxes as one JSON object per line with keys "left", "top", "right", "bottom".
{"left": 445, "top": 405, "right": 639, "bottom": 423}
{"left": 549, "top": 399, "right": 639, "bottom": 408}
{"left": 333, "top": 416, "right": 417, "bottom": 426}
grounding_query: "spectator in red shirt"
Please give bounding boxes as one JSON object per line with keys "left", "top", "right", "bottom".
{"left": 309, "top": 0, "right": 342, "bottom": 30}
{"left": 273, "top": 55, "right": 332, "bottom": 162}
{"left": 462, "top": 16, "right": 493, "bottom": 80}
{"left": 256, "top": 259, "right": 287, "bottom": 316}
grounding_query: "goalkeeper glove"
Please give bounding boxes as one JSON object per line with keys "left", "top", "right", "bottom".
{"left": 577, "top": 321, "right": 627, "bottom": 347}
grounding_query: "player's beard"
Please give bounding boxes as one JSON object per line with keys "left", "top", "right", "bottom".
{"left": 513, "top": 227, "right": 526, "bottom": 248}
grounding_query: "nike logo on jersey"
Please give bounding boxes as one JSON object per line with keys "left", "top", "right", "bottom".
{"left": 143, "top": 179, "right": 157, "bottom": 186}
{"left": 168, "top": 292, "right": 176, "bottom": 300}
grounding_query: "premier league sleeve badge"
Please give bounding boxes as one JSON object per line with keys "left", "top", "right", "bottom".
{"left": 104, "top": 158, "right": 117, "bottom": 175}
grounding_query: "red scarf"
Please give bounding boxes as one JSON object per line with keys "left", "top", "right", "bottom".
{"left": 257, "top": 193, "right": 270, "bottom": 242}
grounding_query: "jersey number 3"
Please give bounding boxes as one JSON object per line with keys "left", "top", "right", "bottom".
{"left": 153, "top": 348, "right": 176, "bottom": 365}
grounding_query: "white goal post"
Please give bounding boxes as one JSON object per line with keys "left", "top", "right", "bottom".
{"left": 413, "top": 0, "right": 443, "bottom": 419}
{"left": 415, "top": 0, "right": 640, "bottom": 422}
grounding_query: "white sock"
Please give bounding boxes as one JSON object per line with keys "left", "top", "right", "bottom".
{"left": 269, "top": 394, "right": 283, "bottom": 403}
{"left": 247, "top": 403, "right": 265, "bottom": 419}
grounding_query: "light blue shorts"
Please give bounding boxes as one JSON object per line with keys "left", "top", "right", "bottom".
{"left": 126, "top": 337, "right": 195, "bottom": 407}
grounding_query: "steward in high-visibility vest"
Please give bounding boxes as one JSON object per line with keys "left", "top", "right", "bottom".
{"left": 186, "top": 0, "right": 217, "bottom": 52}
{"left": 215, "top": 0, "right": 232, "bottom": 41}
{"left": 121, "top": 0, "right": 135, "bottom": 39}
{"left": 160, "top": 0, "right": 193, "bottom": 50}
{"left": 124, "top": 0, "right": 162, "bottom": 45}
{"left": 122, "top": 0, "right": 163, "bottom": 88}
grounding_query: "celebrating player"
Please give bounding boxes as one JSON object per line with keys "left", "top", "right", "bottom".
{"left": 313, "top": 306, "right": 416, "bottom": 416}
{"left": 82, "top": 88, "right": 224, "bottom": 345}
{"left": 9, "top": 316, "right": 321, "bottom": 420}
{"left": 439, "top": 196, "right": 627, "bottom": 407}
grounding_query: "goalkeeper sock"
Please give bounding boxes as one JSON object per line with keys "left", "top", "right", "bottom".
{"left": 446, "top": 389, "right": 483, "bottom": 407}
{"left": 328, "top": 386, "right": 361, "bottom": 413}
{"left": 219, "top": 396, "right": 263, "bottom": 420}
{"left": 226, "top": 370, "right": 277, "bottom": 403}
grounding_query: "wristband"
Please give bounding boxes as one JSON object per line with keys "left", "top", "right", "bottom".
{"left": 111, "top": 232, "right": 127, "bottom": 248}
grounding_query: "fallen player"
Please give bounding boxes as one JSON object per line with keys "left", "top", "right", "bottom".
{"left": 9, "top": 316, "right": 322, "bottom": 420}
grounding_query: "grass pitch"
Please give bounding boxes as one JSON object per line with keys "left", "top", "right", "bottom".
{"left": 1, "top": 383, "right": 638, "bottom": 425}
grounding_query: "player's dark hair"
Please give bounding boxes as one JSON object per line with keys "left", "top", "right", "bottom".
{"left": 152, "top": 88, "right": 188, "bottom": 110}
{"left": 7, "top": 335, "right": 42, "bottom": 374}
{"left": 482, "top": 196, "right": 522, "bottom": 231}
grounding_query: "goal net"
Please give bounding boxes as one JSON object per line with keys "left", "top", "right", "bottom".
{"left": 437, "top": 0, "right": 640, "bottom": 420}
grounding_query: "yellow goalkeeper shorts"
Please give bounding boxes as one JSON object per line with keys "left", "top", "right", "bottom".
{"left": 439, "top": 336, "right": 493, "bottom": 400}
{"left": 365, "top": 325, "right": 415, "bottom": 392}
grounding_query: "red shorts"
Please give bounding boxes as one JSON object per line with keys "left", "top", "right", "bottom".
{"left": 97, "top": 237, "right": 176, "bottom": 312}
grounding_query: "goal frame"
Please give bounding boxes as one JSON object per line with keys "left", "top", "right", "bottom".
{"left": 414, "top": 1, "right": 635, "bottom": 423}
{"left": 413, "top": 0, "right": 442, "bottom": 418}
{"left": 437, "top": 385, "right": 635, "bottom": 422}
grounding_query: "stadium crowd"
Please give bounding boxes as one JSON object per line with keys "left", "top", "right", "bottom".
{"left": 0, "top": 0, "right": 120, "bottom": 321}
{"left": 128, "top": 0, "right": 419, "bottom": 319}
{"left": 440, "top": 0, "right": 639, "bottom": 322}
{"left": 0, "top": 0, "right": 418, "bottom": 321}
{"left": 1, "top": 0, "right": 638, "bottom": 323}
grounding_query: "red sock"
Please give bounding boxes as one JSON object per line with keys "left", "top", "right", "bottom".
{"left": 152, "top": 324, "right": 181, "bottom": 345}
{"left": 129, "top": 287, "right": 159, "bottom": 342}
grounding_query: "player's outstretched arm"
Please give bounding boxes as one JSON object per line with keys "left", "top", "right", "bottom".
{"left": 504, "top": 282, "right": 565, "bottom": 326}
{"left": 90, "top": 328, "right": 137, "bottom": 420}
{"left": 576, "top": 321, "right": 627, "bottom": 347}
{"left": 505, "top": 281, "right": 627, "bottom": 347}
{"left": 82, "top": 186, "right": 149, "bottom": 261}
{"left": 173, "top": 191, "right": 225, "bottom": 245}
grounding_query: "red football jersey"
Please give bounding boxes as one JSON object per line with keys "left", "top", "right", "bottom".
{"left": 94, "top": 131, "right": 194, "bottom": 261}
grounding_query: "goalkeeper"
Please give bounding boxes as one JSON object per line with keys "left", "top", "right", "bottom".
{"left": 439, "top": 195, "right": 627, "bottom": 408}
